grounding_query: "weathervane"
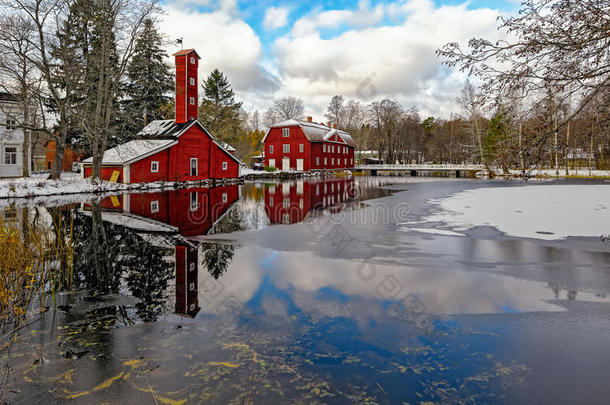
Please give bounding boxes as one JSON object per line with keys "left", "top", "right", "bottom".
{"left": 176, "top": 37, "right": 183, "bottom": 50}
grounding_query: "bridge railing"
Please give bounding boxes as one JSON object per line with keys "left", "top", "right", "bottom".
{"left": 354, "top": 163, "right": 486, "bottom": 171}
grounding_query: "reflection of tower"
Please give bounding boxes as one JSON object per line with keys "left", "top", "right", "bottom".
{"left": 567, "top": 290, "right": 577, "bottom": 301}
{"left": 175, "top": 245, "right": 200, "bottom": 317}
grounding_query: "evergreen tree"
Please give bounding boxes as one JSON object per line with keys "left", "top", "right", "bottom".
{"left": 199, "top": 69, "right": 244, "bottom": 144}
{"left": 122, "top": 19, "right": 173, "bottom": 137}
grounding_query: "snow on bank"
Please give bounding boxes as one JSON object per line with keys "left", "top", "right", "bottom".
{"left": 0, "top": 172, "right": 210, "bottom": 199}
{"left": 424, "top": 184, "right": 610, "bottom": 240}
{"left": 508, "top": 168, "right": 610, "bottom": 178}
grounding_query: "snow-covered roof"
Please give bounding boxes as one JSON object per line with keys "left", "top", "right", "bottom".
{"left": 136, "top": 119, "right": 244, "bottom": 165}
{"left": 262, "top": 119, "right": 356, "bottom": 147}
{"left": 82, "top": 139, "right": 177, "bottom": 165}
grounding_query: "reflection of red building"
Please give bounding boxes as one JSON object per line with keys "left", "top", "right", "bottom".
{"left": 264, "top": 178, "right": 356, "bottom": 224}
{"left": 93, "top": 185, "right": 240, "bottom": 318}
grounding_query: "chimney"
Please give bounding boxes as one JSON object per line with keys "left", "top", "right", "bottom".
{"left": 327, "top": 121, "right": 332, "bottom": 127}
{"left": 173, "top": 49, "right": 201, "bottom": 124}
{"left": 307, "top": 116, "right": 312, "bottom": 123}
{"left": 333, "top": 123, "right": 337, "bottom": 129}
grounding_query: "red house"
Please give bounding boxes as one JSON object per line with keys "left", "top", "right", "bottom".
{"left": 262, "top": 117, "right": 356, "bottom": 171}
{"left": 82, "top": 49, "right": 242, "bottom": 183}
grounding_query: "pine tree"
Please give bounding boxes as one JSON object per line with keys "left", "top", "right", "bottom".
{"left": 199, "top": 69, "right": 244, "bottom": 144}
{"left": 122, "top": 19, "right": 173, "bottom": 136}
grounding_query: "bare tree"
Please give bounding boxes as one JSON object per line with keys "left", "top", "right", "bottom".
{"left": 325, "top": 95, "right": 345, "bottom": 128}
{"left": 271, "top": 96, "right": 304, "bottom": 121}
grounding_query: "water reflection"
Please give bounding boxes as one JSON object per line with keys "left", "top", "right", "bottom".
{"left": 3, "top": 177, "right": 610, "bottom": 404}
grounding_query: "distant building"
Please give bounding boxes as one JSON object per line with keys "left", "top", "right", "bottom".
{"left": 0, "top": 92, "right": 29, "bottom": 178}
{"left": 262, "top": 117, "right": 356, "bottom": 171}
{"left": 82, "top": 49, "right": 242, "bottom": 183}
{"left": 45, "top": 140, "right": 85, "bottom": 172}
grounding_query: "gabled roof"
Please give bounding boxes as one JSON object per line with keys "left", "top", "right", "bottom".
{"left": 137, "top": 119, "right": 244, "bottom": 165}
{"left": 262, "top": 119, "right": 356, "bottom": 147}
{"left": 82, "top": 139, "right": 177, "bottom": 165}
{"left": 173, "top": 49, "right": 201, "bottom": 59}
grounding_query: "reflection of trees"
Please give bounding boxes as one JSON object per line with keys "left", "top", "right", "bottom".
{"left": 201, "top": 242, "right": 236, "bottom": 279}
{"left": 73, "top": 203, "right": 174, "bottom": 321}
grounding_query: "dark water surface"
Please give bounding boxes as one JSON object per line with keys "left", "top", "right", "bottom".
{"left": 2, "top": 176, "right": 610, "bottom": 404}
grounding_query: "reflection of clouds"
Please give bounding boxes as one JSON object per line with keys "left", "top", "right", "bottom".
{"left": 197, "top": 246, "right": 610, "bottom": 322}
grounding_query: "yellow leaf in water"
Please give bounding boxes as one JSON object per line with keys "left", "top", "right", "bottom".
{"left": 207, "top": 361, "right": 239, "bottom": 368}
{"left": 93, "top": 372, "right": 125, "bottom": 391}
{"left": 65, "top": 390, "right": 90, "bottom": 399}
{"left": 158, "top": 397, "right": 187, "bottom": 405}
{"left": 123, "top": 359, "right": 145, "bottom": 368}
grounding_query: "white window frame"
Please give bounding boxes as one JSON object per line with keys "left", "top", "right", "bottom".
{"left": 331, "top": 158, "right": 335, "bottom": 165}
{"left": 4, "top": 146, "right": 17, "bottom": 165}
{"left": 190, "top": 158, "right": 198, "bottom": 176}
{"left": 283, "top": 144, "right": 290, "bottom": 153}
{"left": 222, "top": 193, "right": 228, "bottom": 203}
{"left": 189, "top": 77, "right": 195, "bottom": 86}
{"left": 299, "top": 144, "right": 304, "bottom": 153}
{"left": 323, "top": 144, "right": 326, "bottom": 153}
{"left": 189, "top": 97, "right": 195, "bottom": 105}
{"left": 190, "top": 56, "right": 195, "bottom": 64}
{"left": 150, "top": 200, "right": 159, "bottom": 213}
{"left": 324, "top": 157, "right": 327, "bottom": 165}
{"left": 282, "top": 128, "right": 290, "bottom": 137}
{"left": 269, "top": 145, "right": 274, "bottom": 154}
{"left": 150, "top": 161, "right": 159, "bottom": 173}
{"left": 190, "top": 192, "right": 198, "bottom": 211}
{"left": 316, "top": 157, "right": 320, "bottom": 166}
{"left": 222, "top": 161, "right": 228, "bottom": 170}
{"left": 283, "top": 197, "right": 290, "bottom": 208}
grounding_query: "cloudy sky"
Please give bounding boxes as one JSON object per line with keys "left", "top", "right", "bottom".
{"left": 160, "top": 0, "right": 518, "bottom": 120}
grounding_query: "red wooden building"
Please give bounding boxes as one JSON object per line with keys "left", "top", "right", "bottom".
{"left": 82, "top": 49, "right": 242, "bottom": 183}
{"left": 262, "top": 117, "right": 356, "bottom": 171}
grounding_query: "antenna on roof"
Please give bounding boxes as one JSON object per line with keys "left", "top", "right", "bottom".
{"left": 176, "top": 37, "right": 183, "bottom": 50}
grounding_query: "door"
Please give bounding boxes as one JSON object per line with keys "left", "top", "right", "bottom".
{"left": 296, "top": 159, "right": 304, "bottom": 171}
{"left": 269, "top": 159, "right": 275, "bottom": 168}
{"left": 282, "top": 157, "right": 290, "bottom": 171}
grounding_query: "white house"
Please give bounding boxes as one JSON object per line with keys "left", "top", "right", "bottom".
{"left": 0, "top": 92, "right": 28, "bottom": 178}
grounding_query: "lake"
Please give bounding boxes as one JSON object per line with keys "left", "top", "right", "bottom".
{"left": 1, "top": 176, "right": 610, "bottom": 404}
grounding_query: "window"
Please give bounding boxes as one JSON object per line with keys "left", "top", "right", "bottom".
{"left": 269, "top": 185, "right": 275, "bottom": 194}
{"left": 323, "top": 144, "right": 326, "bottom": 153}
{"left": 299, "top": 198, "right": 304, "bottom": 209}
{"left": 351, "top": 158, "right": 353, "bottom": 164}
{"left": 4, "top": 147, "right": 17, "bottom": 165}
{"left": 316, "top": 157, "right": 320, "bottom": 166}
{"left": 189, "top": 77, "right": 195, "bottom": 86}
{"left": 150, "top": 161, "right": 159, "bottom": 173}
{"left": 222, "top": 193, "right": 228, "bottom": 203}
{"left": 150, "top": 200, "right": 159, "bottom": 213}
{"left": 299, "top": 144, "right": 304, "bottom": 153}
{"left": 190, "top": 158, "right": 198, "bottom": 176}
{"left": 5, "top": 118, "right": 17, "bottom": 131}
{"left": 190, "top": 56, "right": 195, "bottom": 64}
{"left": 324, "top": 157, "right": 327, "bottom": 165}
{"left": 344, "top": 158, "right": 347, "bottom": 165}
{"left": 331, "top": 158, "right": 334, "bottom": 165}
{"left": 222, "top": 161, "right": 228, "bottom": 170}
{"left": 283, "top": 198, "right": 290, "bottom": 208}
{"left": 282, "top": 128, "right": 290, "bottom": 137}
{"left": 190, "top": 192, "right": 198, "bottom": 211}
{"left": 189, "top": 283, "right": 196, "bottom": 291}
{"left": 283, "top": 144, "right": 290, "bottom": 153}
{"left": 269, "top": 196, "right": 274, "bottom": 206}
{"left": 189, "top": 97, "right": 195, "bottom": 105}
{"left": 269, "top": 145, "right": 274, "bottom": 154}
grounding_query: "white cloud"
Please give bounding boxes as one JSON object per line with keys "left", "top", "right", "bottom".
{"left": 161, "top": 1, "right": 279, "bottom": 105}
{"left": 273, "top": 0, "right": 505, "bottom": 118}
{"left": 264, "top": 6, "right": 290, "bottom": 30}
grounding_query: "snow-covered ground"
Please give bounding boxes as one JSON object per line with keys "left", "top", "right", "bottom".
{"left": 508, "top": 168, "right": 610, "bottom": 177}
{"left": 0, "top": 172, "right": 208, "bottom": 199}
{"left": 421, "top": 184, "right": 610, "bottom": 240}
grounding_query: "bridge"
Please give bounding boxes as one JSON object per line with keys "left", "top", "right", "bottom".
{"left": 354, "top": 163, "right": 487, "bottom": 176}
